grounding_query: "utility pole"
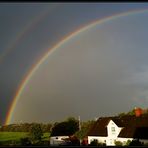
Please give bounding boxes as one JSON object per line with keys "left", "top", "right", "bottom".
{"left": 78, "top": 116, "right": 81, "bottom": 131}
{"left": 78, "top": 116, "right": 81, "bottom": 145}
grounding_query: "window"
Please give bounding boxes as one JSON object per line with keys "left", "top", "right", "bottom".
{"left": 111, "top": 127, "right": 115, "bottom": 132}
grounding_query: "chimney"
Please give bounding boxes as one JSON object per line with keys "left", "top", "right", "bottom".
{"left": 134, "top": 107, "right": 143, "bottom": 117}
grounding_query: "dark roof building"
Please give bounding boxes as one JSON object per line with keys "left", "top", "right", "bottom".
{"left": 87, "top": 114, "right": 148, "bottom": 146}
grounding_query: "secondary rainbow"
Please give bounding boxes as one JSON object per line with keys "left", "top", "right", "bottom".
{"left": 5, "top": 8, "right": 148, "bottom": 125}
{"left": 0, "top": 4, "right": 59, "bottom": 64}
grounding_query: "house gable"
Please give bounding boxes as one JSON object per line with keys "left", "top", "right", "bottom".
{"left": 107, "top": 120, "right": 123, "bottom": 138}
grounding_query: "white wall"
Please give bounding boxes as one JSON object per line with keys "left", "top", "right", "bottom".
{"left": 50, "top": 136, "right": 69, "bottom": 146}
{"left": 106, "top": 120, "right": 122, "bottom": 145}
{"left": 107, "top": 120, "right": 122, "bottom": 138}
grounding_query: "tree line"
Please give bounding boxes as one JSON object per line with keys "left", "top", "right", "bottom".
{"left": 0, "top": 122, "right": 52, "bottom": 132}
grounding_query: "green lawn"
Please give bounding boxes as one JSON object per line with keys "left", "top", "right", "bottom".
{"left": 0, "top": 132, "right": 28, "bottom": 142}
{"left": 0, "top": 132, "right": 50, "bottom": 145}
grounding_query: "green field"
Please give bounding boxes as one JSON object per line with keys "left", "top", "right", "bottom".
{"left": 0, "top": 132, "right": 28, "bottom": 142}
{"left": 0, "top": 132, "right": 50, "bottom": 145}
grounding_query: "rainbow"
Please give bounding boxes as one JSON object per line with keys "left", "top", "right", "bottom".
{"left": 5, "top": 8, "right": 148, "bottom": 125}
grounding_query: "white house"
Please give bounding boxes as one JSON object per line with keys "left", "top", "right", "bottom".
{"left": 87, "top": 115, "right": 148, "bottom": 146}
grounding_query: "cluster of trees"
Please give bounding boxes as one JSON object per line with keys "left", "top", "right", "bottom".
{"left": 75, "top": 120, "right": 95, "bottom": 140}
{"left": 51, "top": 117, "right": 79, "bottom": 136}
{"left": 50, "top": 117, "right": 95, "bottom": 140}
{"left": 0, "top": 123, "right": 52, "bottom": 132}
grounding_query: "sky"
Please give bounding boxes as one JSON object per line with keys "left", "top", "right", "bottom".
{"left": 1, "top": 3, "right": 148, "bottom": 125}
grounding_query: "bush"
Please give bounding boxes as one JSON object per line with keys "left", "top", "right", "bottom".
{"left": 129, "top": 139, "right": 144, "bottom": 146}
{"left": 89, "top": 139, "right": 98, "bottom": 146}
{"left": 114, "top": 140, "right": 123, "bottom": 146}
{"left": 20, "top": 137, "right": 31, "bottom": 146}
{"left": 89, "top": 139, "right": 106, "bottom": 146}
{"left": 9, "top": 140, "right": 19, "bottom": 146}
{"left": 125, "top": 140, "right": 131, "bottom": 146}
{"left": 69, "top": 136, "right": 80, "bottom": 146}
{"left": 144, "top": 142, "right": 148, "bottom": 146}
{"left": 81, "top": 138, "right": 88, "bottom": 146}
{"left": 98, "top": 142, "right": 106, "bottom": 146}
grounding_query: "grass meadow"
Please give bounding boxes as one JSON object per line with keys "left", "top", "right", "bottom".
{"left": 0, "top": 132, "right": 50, "bottom": 146}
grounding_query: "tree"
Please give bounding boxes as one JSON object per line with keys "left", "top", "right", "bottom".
{"left": 65, "top": 117, "right": 79, "bottom": 135}
{"left": 29, "top": 123, "right": 43, "bottom": 144}
{"left": 75, "top": 120, "right": 95, "bottom": 140}
{"left": 50, "top": 117, "right": 79, "bottom": 136}
{"left": 118, "top": 112, "right": 126, "bottom": 117}
{"left": 127, "top": 109, "right": 136, "bottom": 116}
